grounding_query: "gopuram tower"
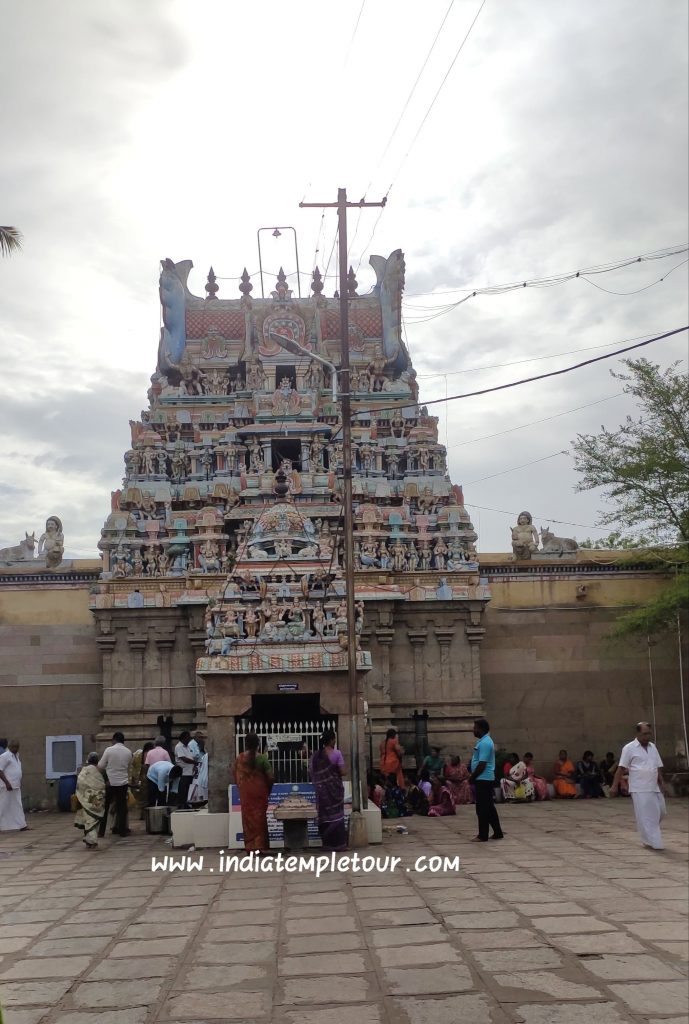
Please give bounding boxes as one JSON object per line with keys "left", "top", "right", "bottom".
{"left": 91, "top": 251, "right": 490, "bottom": 809}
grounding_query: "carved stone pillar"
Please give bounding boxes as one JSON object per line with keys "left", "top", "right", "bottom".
{"left": 407, "top": 629, "right": 428, "bottom": 702}
{"left": 207, "top": 708, "right": 234, "bottom": 813}
{"left": 375, "top": 628, "right": 395, "bottom": 705}
{"left": 189, "top": 633, "right": 207, "bottom": 718}
{"left": 127, "top": 636, "right": 148, "bottom": 711}
{"left": 96, "top": 634, "right": 117, "bottom": 713}
{"left": 434, "top": 627, "right": 455, "bottom": 700}
{"left": 465, "top": 624, "right": 485, "bottom": 700}
{"left": 155, "top": 633, "right": 176, "bottom": 711}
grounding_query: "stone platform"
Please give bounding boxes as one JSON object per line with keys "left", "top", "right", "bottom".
{"left": 0, "top": 800, "right": 686, "bottom": 1023}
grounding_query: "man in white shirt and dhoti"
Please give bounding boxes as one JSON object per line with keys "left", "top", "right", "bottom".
{"left": 612, "top": 722, "right": 667, "bottom": 850}
{"left": 0, "top": 741, "right": 28, "bottom": 831}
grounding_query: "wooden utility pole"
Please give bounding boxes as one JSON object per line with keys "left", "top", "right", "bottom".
{"left": 300, "top": 188, "right": 387, "bottom": 844}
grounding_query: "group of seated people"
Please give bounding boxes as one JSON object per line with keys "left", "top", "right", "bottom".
{"left": 552, "top": 749, "right": 629, "bottom": 799}
{"left": 368, "top": 745, "right": 482, "bottom": 819}
{"left": 369, "top": 736, "right": 629, "bottom": 817}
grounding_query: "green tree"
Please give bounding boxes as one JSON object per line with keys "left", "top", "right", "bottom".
{"left": 572, "top": 358, "right": 689, "bottom": 545}
{"left": 579, "top": 531, "right": 652, "bottom": 550}
{"left": 572, "top": 359, "right": 688, "bottom": 636}
{"left": 0, "top": 226, "right": 22, "bottom": 256}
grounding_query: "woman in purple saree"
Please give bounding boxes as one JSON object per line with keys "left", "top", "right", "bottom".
{"left": 310, "top": 729, "right": 347, "bottom": 851}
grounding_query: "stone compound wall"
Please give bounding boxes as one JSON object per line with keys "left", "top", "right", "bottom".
{"left": 0, "top": 579, "right": 101, "bottom": 809}
{"left": 479, "top": 567, "right": 688, "bottom": 780}
{"left": 2, "top": 559, "right": 686, "bottom": 806}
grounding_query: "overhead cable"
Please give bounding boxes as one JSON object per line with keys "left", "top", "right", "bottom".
{"left": 416, "top": 332, "right": 665, "bottom": 379}
{"left": 390, "top": 0, "right": 486, "bottom": 186}
{"left": 446, "top": 393, "right": 623, "bottom": 449}
{"left": 464, "top": 449, "right": 570, "bottom": 486}
{"left": 340, "top": 325, "right": 689, "bottom": 424}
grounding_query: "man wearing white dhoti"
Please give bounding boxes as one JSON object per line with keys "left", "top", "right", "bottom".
{"left": 612, "top": 722, "right": 666, "bottom": 850}
{"left": 0, "top": 740, "right": 28, "bottom": 831}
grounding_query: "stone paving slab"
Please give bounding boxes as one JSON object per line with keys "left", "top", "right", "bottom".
{"left": 0, "top": 800, "right": 685, "bottom": 1024}
{"left": 609, "top": 980, "right": 689, "bottom": 1016}
{"left": 513, "top": 1003, "right": 629, "bottom": 1023}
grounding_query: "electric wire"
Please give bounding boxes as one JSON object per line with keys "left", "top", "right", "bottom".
{"left": 464, "top": 449, "right": 570, "bottom": 486}
{"left": 342, "top": 0, "right": 367, "bottom": 71}
{"left": 324, "top": 325, "right": 688, "bottom": 448}
{"left": 579, "top": 257, "right": 689, "bottom": 295}
{"left": 347, "top": 0, "right": 456, "bottom": 267}
{"left": 390, "top": 0, "right": 486, "bottom": 188}
{"left": 416, "top": 331, "right": 668, "bottom": 379}
{"left": 402, "top": 245, "right": 689, "bottom": 321}
{"left": 446, "top": 393, "right": 622, "bottom": 449}
{"left": 336, "top": 325, "right": 689, "bottom": 424}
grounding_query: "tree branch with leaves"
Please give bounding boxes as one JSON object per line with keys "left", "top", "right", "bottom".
{"left": 572, "top": 358, "right": 688, "bottom": 636}
{"left": 0, "top": 226, "right": 22, "bottom": 257}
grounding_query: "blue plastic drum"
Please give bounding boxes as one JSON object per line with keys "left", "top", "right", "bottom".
{"left": 57, "top": 773, "right": 78, "bottom": 812}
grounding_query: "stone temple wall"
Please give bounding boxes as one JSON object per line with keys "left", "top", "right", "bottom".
{"left": 0, "top": 578, "right": 102, "bottom": 808}
{"left": 2, "top": 560, "right": 686, "bottom": 808}
{"left": 479, "top": 567, "right": 689, "bottom": 781}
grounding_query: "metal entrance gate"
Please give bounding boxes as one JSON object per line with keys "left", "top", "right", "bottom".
{"left": 235, "top": 718, "right": 338, "bottom": 783}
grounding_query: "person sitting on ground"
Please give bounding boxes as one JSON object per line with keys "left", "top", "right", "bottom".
{"left": 553, "top": 749, "right": 578, "bottom": 798}
{"left": 501, "top": 760, "right": 535, "bottom": 802}
{"left": 421, "top": 746, "right": 444, "bottom": 775}
{"left": 443, "top": 755, "right": 474, "bottom": 805}
{"left": 577, "top": 750, "right": 604, "bottom": 798}
{"left": 523, "top": 752, "right": 549, "bottom": 800}
{"left": 430, "top": 772, "right": 444, "bottom": 805}
{"left": 406, "top": 772, "right": 430, "bottom": 816}
{"left": 367, "top": 770, "right": 384, "bottom": 809}
{"left": 381, "top": 772, "right": 411, "bottom": 818}
{"left": 428, "top": 769, "right": 456, "bottom": 816}
{"left": 418, "top": 768, "right": 433, "bottom": 802}
{"left": 502, "top": 752, "right": 520, "bottom": 779}
{"left": 600, "top": 751, "right": 629, "bottom": 795}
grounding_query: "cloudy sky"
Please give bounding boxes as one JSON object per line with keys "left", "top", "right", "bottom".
{"left": 1, "top": 0, "right": 687, "bottom": 556}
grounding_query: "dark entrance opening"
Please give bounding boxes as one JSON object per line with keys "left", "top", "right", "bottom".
{"left": 251, "top": 692, "right": 321, "bottom": 722}
{"left": 238, "top": 692, "right": 335, "bottom": 782}
{"left": 275, "top": 364, "right": 296, "bottom": 389}
{"left": 271, "top": 438, "right": 301, "bottom": 471}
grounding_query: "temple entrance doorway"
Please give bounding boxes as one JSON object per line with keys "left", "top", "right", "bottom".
{"left": 235, "top": 692, "right": 337, "bottom": 782}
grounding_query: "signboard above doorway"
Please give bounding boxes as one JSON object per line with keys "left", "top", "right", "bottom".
{"left": 277, "top": 682, "right": 299, "bottom": 692}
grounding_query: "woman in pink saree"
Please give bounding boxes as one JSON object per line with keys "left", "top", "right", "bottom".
{"left": 523, "top": 752, "right": 549, "bottom": 800}
{"left": 443, "top": 756, "right": 474, "bottom": 805}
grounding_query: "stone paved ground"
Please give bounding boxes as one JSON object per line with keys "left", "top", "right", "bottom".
{"left": 0, "top": 799, "right": 687, "bottom": 1024}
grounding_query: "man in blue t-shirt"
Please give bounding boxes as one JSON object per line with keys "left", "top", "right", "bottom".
{"left": 469, "top": 718, "right": 504, "bottom": 842}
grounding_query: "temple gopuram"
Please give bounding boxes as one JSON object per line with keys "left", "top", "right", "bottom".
{"left": 90, "top": 251, "right": 490, "bottom": 808}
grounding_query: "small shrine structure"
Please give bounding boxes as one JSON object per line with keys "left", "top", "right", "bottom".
{"left": 90, "top": 251, "right": 490, "bottom": 809}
